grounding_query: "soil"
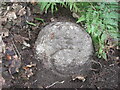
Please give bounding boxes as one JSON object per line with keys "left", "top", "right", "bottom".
{"left": 1, "top": 2, "right": 120, "bottom": 90}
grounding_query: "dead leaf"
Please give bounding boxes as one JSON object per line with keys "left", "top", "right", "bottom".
{"left": 6, "top": 54, "right": 12, "bottom": 60}
{"left": 26, "top": 62, "right": 36, "bottom": 68}
{"left": 23, "top": 41, "right": 30, "bottom": 47}
{"left": 23, "top": 62, "right": 36, "bottom": 69}
{"left": 17, "top": 7, "right": 26, "bottom": 16}
{"left": 0, "top": 53, "right": 3, "bottom": 64}
{"left": 6, "top": 11, "right": 17, "bottom": 20}
{"left": 72, "top": 12, "right": 80, "bottom": 19}
{"left": 46, "top": 81, "right": 64, "bottom": 88}
{"left": 0, "top": 36, "right": 6, "bottom": 53}
{"left": 12, "top": 3, "right": 23, "bottom": 12}
{"left": 72, "top": 75, "right": 86, "bottom": 82}
{"left": 50, "top": 17, "right": 55, "bottom": 22}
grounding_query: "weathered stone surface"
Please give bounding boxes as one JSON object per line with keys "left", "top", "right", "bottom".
{"left": 35, "top": 22, "right": 94, "bottom": 76}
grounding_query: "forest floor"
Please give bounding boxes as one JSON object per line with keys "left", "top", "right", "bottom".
{"left": 0, "top": 2, "right": 120, "bottom": 90}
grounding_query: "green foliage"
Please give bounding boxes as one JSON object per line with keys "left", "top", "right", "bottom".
{"left": 38, "top": 2, "right": 59, "bottom": 14}
{"left": 38, "top": 2, "right": 80, "bottom": 14}
{"left": 76, "top": 2, "right": 119, "bottom": 60}
{"left": 26, "top": 20, "right": 36, "bottom": 26}
{"left": 35, "top": 17, "right": 44, "bottom": 23}
{"left": 37, "top": 2, "right": 119, "bottom": 60}
{"left": 65, "top": 2, "right": 79, "bottom": 12}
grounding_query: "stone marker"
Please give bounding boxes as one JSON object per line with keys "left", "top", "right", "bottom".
{"left": 35, "top": 22, "right": 94, "bottom": 77}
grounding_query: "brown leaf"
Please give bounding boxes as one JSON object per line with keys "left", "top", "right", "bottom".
{"left": 6, "top": 54, "right": 12, "bottom": 60}
{"left": 0, "top": 36, "right": 6, "bottom": 53}
{"left": 23, "top": 62, "right": 36, "bottom": 69}
{"left": 72, "top": 75, "right": 86, "bottom": 82}
{"left": 17, "top": 7, "right": 26, "bottom": 16}
{"left": 6, "top": 11, "right": 17, "bottom": 20}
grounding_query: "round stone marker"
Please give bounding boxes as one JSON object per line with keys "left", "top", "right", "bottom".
{"left": 35, "top": 22, "right": 93, "bottom": 77}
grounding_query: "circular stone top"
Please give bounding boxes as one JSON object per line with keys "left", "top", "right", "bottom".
{"left": 35, "top": 22, "right": 93, "bottom": 76}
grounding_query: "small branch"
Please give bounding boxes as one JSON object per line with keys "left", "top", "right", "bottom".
{"left": 12, "top": 40, "right": 21, "bottom": 60}
{"left": 10, "top": 33, "right": 21, "bottom": 59}
{"left": 45, "top": 80, "right": 64, "bottom": 88}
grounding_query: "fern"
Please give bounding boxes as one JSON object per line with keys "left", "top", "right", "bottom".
{"left": 76, "top": 2, "right": 119, "bottom": 60}
{"left": 38, "top": 2, "right": 59, "bottom": 14}
{"left": 37, "top": 2, "right": 119, "bottom": 60}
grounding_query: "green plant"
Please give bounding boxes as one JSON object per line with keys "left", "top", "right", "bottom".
{"left": 26, "top": 20, "right": 36, "bottom": 26}
{"left": 38, "top": 2, "right": 59, "bottom": 14}
{"left": 65, "top": 2, "right": 79, "bottom": 12}
{"left": 76, "top": 2, "right": 119, "bottom": 60}
{"left": 37, "top": 2, "right": 119, "bottom": 60}
{"left": 35, "top": 17, "right": 44, "bottom": 23}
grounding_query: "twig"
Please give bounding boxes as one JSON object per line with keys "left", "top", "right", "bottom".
{"left": 10, "top": 33, "right": 21, "bottom": 59}
{"left": 28, "top": 30, "right": 31, "bottom": 39}
{"left": 45, "top": 80, "right": 64, "bottom": 88}
{"left": 12, "top": 40, "right": 21, "bottom": 60}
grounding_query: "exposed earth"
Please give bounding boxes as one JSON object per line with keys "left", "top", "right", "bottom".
{"left": 0, "top": 2, "right": 120, "bottom": 90}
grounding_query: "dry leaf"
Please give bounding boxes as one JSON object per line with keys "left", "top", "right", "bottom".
{"left": 0, "top": 53, "right": 3, "bottom": 64}
{"left": 17, "top": 7, "right": 26, "bottom": 16}
{"left": 0, "top": 36, "right": 6, "bottom": 53}
{"left": 6, "top": 11, "right": 17, "bottom": 20}
{"left": 50, "top": 18, "right": 55, "bottom": 22}
{"left": 72, "top": 75, "right": 86, "bottom": 82}
{"left": 72, "top": 12, "right": 80, "bottom": 19}
{"left": 23, "top": 62, "right": 36, "bottom": 69}
{"left": 23, "top": 41, "right": 30, "bottom": 47}
{"left": 26, "top": 63, "right": 36, "bottom": 68}
{"left": 6, "top": 54, "right": 12, "bottom": 60}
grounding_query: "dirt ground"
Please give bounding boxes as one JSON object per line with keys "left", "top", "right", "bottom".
{"left": 1, "top": 2, "right": 120, "bottom": 90}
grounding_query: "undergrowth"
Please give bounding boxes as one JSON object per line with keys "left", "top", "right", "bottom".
{"left": 38, "top": 2, "right": 119, "bottom": 60}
